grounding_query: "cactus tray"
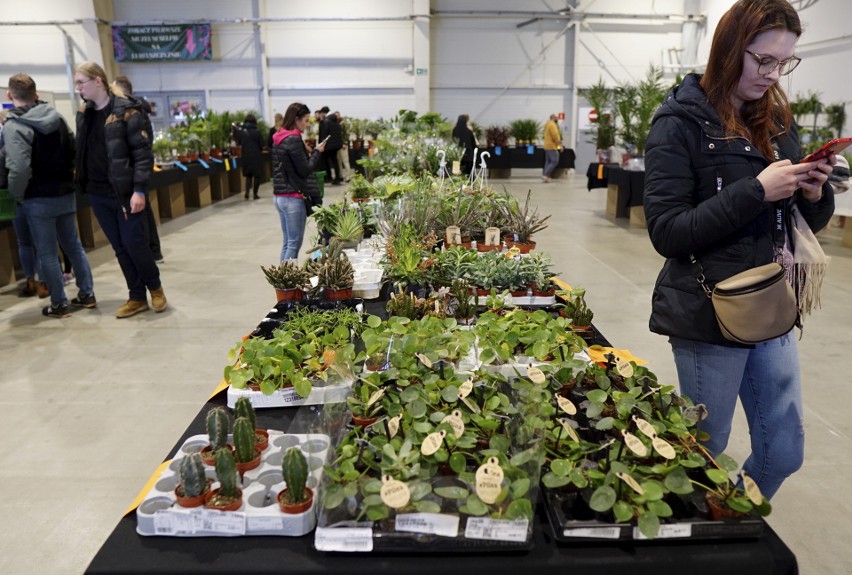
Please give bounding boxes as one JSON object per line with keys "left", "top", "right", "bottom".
{"left": 136, "top": 432, "right": 330, "bottom": 537}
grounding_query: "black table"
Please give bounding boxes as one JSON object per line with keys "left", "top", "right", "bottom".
{"left": 606, "top": 167, "right": 645, "bottom": 218}
{"left": 586, "top": 162, "right": 620, "bottom": 191}
{"left": 483, "top": 147, "right": 575, "bottom": 171}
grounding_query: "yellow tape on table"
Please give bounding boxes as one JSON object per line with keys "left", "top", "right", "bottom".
{"left": 553, "top": 277, "right": 572, "bottom": 293}
{"left": 125, "top": 460, "right": 172, "bottom": 516}
{"left": 587, "top": 345, "right": 648, "bottom": 366}
{"left": 210, "top": 379, "right": 230, "bottom": 401}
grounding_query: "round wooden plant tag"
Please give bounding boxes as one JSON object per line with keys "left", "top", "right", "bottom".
{"left": 475, "top": 457, "right": 504, "bottom": 504}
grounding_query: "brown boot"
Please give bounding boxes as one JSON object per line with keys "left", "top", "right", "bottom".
{"left": 116, "top": 299, "right": 150, "bottom": 318}
{"left": 19, "top": 277, "right": 37, "bottom": 297}
{"left": 37, "top": 282, "right": 49, "bottom": 299}
{"left": 150, "top": 286, "right": 168, "bottom": 312}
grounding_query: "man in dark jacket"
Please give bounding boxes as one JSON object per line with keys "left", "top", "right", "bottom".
{"left": 74, "top": 61, "right": 166, "bottom": 318}
{"left": 324, "top": 113, "right": 343, "bottom": 184}
{"left": 4, "top": 73, "right": 95, "bottom": 318}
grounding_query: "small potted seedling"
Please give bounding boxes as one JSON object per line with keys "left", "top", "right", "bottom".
{"left": 234, "top": 396, "right": 268, "bottom": 451}
{"left": 277, "top": 447, "right": 314, "bottom": 514}
{"left": 205, "top": 448, "right": 243, "bottom": 511}
{"left": 174, "top": 453, "right": 211, "bottom": 508}
{"left": 200, "top": 407, "right": 231, "bottom": 466}
{"left": 233, "top": 416, "right": 262, "bottom": 476}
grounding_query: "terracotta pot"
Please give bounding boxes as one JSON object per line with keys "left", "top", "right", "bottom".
{"left": 352, "top": 414, "right": 378, "bottom": 427}
{"left": 200, "top": 444, "right": 235, "bottom": 467}
{"left": 187, "top": 152, "right": 199, "bottom": 162}
{"left": 174, "top": 480, "right": 212, "bottom": 508}
{"left": 211, "top": 148, "right": 224, "bottom": 159}
{"left": 511, "top": 289, "right": 529, "bottom": 297}
{"left": 275, "top": 287, "right": 304, "bottom": 302}
{"left": 476, "top": 242, "right": 501, "bottom": 252}
{"left": 705, "top": 492, "right": 749, "bottom": 521}
{"left": 351, "top": 196, "right": 370, "bottom": 203}
{"left": 205, "top": 487, "right": 243, "bottom": 512}
{"left": 503, "top": 237, "right": 536, "bottom": 254}
{"left": 324, "top": 287, "right": 353, "bottom": 301}
{"left": 352, "top": 140, "right": 363, "bottom": 151}
{"left": 229, "top": 146, "right": 242, "bottom": 157}
{"left": 254, "top": 429, "right": 269, "bottom": 452}
{"left": 532, "top": 287, "right": 556, "bottom": 297}
{"left": 446, "top": 241, "right": 472, "bottom": 250}
{"left": 177, "top": 154, "right": 188, "bottom": 163}
{"left": 200, "top": 152, "right": 211, "bottom": 161}
{"left": 235, "top": 447, "right": 263, "bottom": 476}
{"left": 474, "top": 288, "right": 491, "bottom": 297}
{"left": 277, "top": 487, "right": 314, "bottom": 514}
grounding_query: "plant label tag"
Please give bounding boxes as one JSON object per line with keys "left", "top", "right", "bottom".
{"left": 380, "top": 475, "right": 411, "bottom": 509}
{"left": 742, "top": 473, "right": 764, "bottom": 505}
{"left": 615, "top": 357, "right": 634, "bottom": 378}
{"left": 559, "top": 419, "right": 580, "bottom": 443}
{"left": 452, "top": 161, "right": 461, "bottom": 175}
{"left": 309, "top": 275, "right": 319, "bottom": 287}
{"left": 616, "top": 472, "right": 645, "bottom": 495}
{"left": 458, "top": 379, "right": 473, "bottom": 398}
{"left": 485, "top": 227, "right": 501, "bottom": 246}
{"left": 420, "top": 430, "right": 446, "bottom": 456}
{"left": 563, "top": 526, "right": 621, "bottom": 539}
{"left": 446, "top": 226, "right": 462, "bottom": 245}
{"left": 634, "top": 523, "right": 692, "bottom": 540}
{"left": 199, "top": 509, "right": 247, "bottom": 535}
{"left": 314, "top": 527, "right": 373, "bottom": 552}
{"left": 443, "top": 410, "right": 465, "bottom": 438}
{"left": 475, "top": 457, "right": 504, "bottom": 504}
{"left": 416, "top": 353, "right": 433, "bottom": 368}
{"left": 651, "top": 436, "right": 676, "bottom": 460}
{"left": 247, "top": 516, "right": 284, "bottom": 531}
{"left": 387, "top": 415, "right": 401, "bottom": 439}
{"left": 632, "top": 416, "right": 657, "bottom": 438}
{"left": 465, "top": 518, "right": 529, "bottom": 542}
{"left": 527, "top": 366, "right": 546, "bottom": 384}
{"left": 506, "top": 246, "right": 521, "bottom": 258}
{"left": 556, "top": 395, "right": 577, "bottom": 416}
{"left": 395, "top": 512, "right": 460, "bottom": 538}
{"left": 622, "top": 431, "right": 648, "bottom": 457}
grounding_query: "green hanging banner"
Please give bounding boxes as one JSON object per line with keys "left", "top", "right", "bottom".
{"left": 112, "top": 24, "right": 212, "bottom": 62}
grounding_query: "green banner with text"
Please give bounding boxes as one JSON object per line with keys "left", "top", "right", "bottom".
{"left": 112, "top": 24, "right": 212, "bottom": 62}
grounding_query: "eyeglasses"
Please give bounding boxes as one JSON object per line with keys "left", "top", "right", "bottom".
{"left": 744, "top": 49, "right": 801, "bottom": 76}
{"left": 74, "top": 78, "right": 94, "bottom": 87}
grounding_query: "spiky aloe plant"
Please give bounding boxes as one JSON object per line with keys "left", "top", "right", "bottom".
{"left": 178, "top": 453, "right": 208, "bottom": 498}
{"left": 233, "top": 396, "right": 257, "bottom": 431}
{"left": 281, "top": 447, "right": 309, "bottom": 504}
{"left": 215, "top": 448, "right": 239, "bottom": 498}
{"left": 233, "top": 416, "right": 256, "bottom": 464}
{"left": 206, "top": 407, "right": 229, "bottom": 451}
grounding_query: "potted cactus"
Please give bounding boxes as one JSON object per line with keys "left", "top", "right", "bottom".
{"left": 200, "top": 407, "right": 231, "bottom": 466}
{"left": 205, "top": 448, "right": 243, "bottom": 511}
{"left": 262, "top": 260, "right": 310, "bottom": 302}
{"left": 234, "top": 396, "right": 268, "bottom": 451}
{"left": 174, "top": 453, "right": 211, "bottom": 508}
{"left": 277, "top": 447, "right": 314, "bottom": 514}
{"left": 306, "top": 241, "right": 355, "bottom": 300}
{"left": 233, "top": 416, "right": 262, "bottom": 475}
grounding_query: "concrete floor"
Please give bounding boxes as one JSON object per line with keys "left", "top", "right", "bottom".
{"left": 1, "top": 171, "right": 849, "bottom": 574}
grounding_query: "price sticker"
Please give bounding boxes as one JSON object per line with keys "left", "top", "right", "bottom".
{"left": 622, "top": 431, "right": 648, "bottom": 457}
{"left": 442, "top": 410, "right": 465, "bottom": 439}
{"left": 465, "top": 518, "right": 529, "bottom": 542}
{"left": 556, "top": 395, "right": 577, "bottom": 416}
{"left": 651, "top": 436, "right": 676, "bottom": 460}
{"left": 421, "top": 430, "right": 446, "bottom": 456}
{"left": 380, "top": 475, "right": 411, "bottom": 509}
{"left": 559, "top": 419, "right": 580, "bottom": 443}
{"left": 632, "top": 416, "right": 657, "bottom": 438}
{"left": 387, "top": 414, "right": 401, "bottom": 439}
{"left": 616, "top": 472, "right": 645, "bottom": 495}
{"left": 526, "top": 366, "right": 546, "bottom": 384}
{"left": 416, "top": 353, "right": 433, "bottom": 368}
{"left": 742, "top": 473, "right": 764, "bottom": 506}
{"left": 314, "top": 527, "right": 373, "bottom": 552}
{"left": 475, "top": 457, "right": 504, "bottom": 504}
{"left": 615, "top": 357, "right": 634, "bottom": 378}
{"left": 395, "top": 513, "right": 459, "bottom": 537}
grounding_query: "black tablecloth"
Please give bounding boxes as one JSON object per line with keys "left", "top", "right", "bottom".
{"left": 586, "top": 162, "right": 620, "bottom": 190}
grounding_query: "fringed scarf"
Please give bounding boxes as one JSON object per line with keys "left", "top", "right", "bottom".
{"left": 776, "top": 203, "right": 830, "bottom": 320}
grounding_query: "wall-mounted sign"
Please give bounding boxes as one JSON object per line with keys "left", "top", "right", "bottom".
{"left": 112, "top": 24, "right": 212, "bottom": 62}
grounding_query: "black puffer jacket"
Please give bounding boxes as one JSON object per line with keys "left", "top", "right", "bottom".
{"left": 75, "top": 94, "right": 153, "bottom": 206}
{"left": 234, "top": 119, "right": 266, "bottom": 178}
{"left": 271, "top": 131, "right": 322, "bottom": 201}
{"left": 644, "top": 74, "right": 834, "bottom": 345}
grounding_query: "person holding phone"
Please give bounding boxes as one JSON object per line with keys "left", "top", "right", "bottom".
{"left": 643, "top": 0, "right": 834, "bottom": 499}
{"left": 271, "top": 102, "right": 326, "bottom": 261}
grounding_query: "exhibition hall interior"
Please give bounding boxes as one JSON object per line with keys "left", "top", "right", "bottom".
{"left": 0, "top": 1, "right": 850, "bottom": 574}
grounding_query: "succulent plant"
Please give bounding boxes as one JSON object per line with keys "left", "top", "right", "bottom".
{"left": 261, "top": 260, "right": 310, "bottom": 290}
{"left": 281, "top": 447, "right": 310, "bottom": 504}
{"left": 205, "top": 407, "right": 229, "bottom": 451}
{"left": 215, "top": 448, "right": 239, "bottom": 498}
{"left": 331, "top": 208, "right": 364, "bottom": 243}
{"left": 233, "top": 396, "right": 257, "bottom": 431}
{"left": 178, "top": 453, "right": 208, "bottom": 498}
{"left": 233, "top": 416, "right": 256, "bottom": 464}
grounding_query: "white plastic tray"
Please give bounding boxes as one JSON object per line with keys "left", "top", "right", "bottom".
{"left": 136, "top": 432, "right": 329, "bottom": 537}
{"left": 227, "top": 376, "right": 353, "bottom": 409}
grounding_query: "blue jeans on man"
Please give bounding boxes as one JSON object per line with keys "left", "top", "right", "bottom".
{"left": 89, "top": 192, "right": 160, "bottom": 301}
{"left": 670, "top": 332, "right": 804, "bottom": 499}
{"left": 25, "top": 194, "right": 94, "bottom": 308}
{"left": 12, "top": 201, "right": 39, "bottom": 279}
{"left": 543, "top": 149, "right": 560, "bottom": 180}
{"left": 274, "top": 195, "right": 307, "bottom": 262}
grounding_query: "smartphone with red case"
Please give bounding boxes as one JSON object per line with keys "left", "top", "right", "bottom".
{"left": 801, "top": 137, "right": 852, "bottom": 163}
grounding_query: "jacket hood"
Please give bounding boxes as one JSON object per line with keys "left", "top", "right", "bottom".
{"left": 273, "top": 128, "right": 301, "bottom": 147}
{"left": 7, "top": 101, "right": 62, "bottom": 134}
{"left": 652, "top": 73, "right": 725, "bottom": 138}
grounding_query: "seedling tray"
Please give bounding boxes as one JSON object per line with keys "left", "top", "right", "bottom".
{"left": 226, "top": 379, "right": 353, "bottom": 409}
{"left": 136, "top": 432, "right": 329, "bottom": 537}
{"left": 542, "top": 486, "right": 764, "bottom": 543}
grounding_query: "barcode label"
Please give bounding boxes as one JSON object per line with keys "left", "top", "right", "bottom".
{"left": 395, "top": 513, "right": 459, "bottom": 537}
{"left": 464, "top": 518, "right": 529, "bottom": 542}
{"left": 314, "top": 527, "right": 373, "bottom": 552}
{"left": 563, "top": 527, "right": 621, "bottom": 539}
{"left": 247, "top": 516, "right": 284, "bottom": 531}
{"left": 633, "top": 523, "right": 692, "bottom": 540}
{"left": 153, "top": 509, "right": 246, "bottom": 535}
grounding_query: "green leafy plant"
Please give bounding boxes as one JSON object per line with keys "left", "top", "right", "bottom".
{"left": 484, "top": 125, "right": 511, "bottom": 147}
{"left": 509, "top": 119, "right": 542, "bottom": 145}
{"left": 331, "top": 208, "right": 364, "bottom": 244}
{"left": 498, "top": 190, "right": 551, "bottom": 243}
{"left": 261, "top": 260, "right": 310, "bottom": 290}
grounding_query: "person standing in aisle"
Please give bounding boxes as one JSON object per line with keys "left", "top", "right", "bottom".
{"left": 112, "top": 75, "right": 164, "bottom": 262}
{"left": 74, "top": 61, "right": 167, "bottom": 318}
{"left": 269, "top": 112, "right": 284, "bottom": 148}
{"left": 542, "top": 114, "right": 562, "bottom": 183}
{"left": 324, "top": 112, "right": 343, "bottom": 185}
{"left": 271, "top": 102, "right": 326, "bottom": 261}
{"left": 452, "top": 114, "right": 476, "bottom": 176}
{"left": 316, "top": 105, "right": 330, "bottom": 176}
{"left": 643, "top": 0, "right": 834, "bottom": 498}
{"left": 4, "top": 73, "right": 95, "bottom": 318}
{"left": 232, "top": 113, "right": 265, "bottom": 199}
{"left": 334, "top": 112, "right": 351, "bottom": 183}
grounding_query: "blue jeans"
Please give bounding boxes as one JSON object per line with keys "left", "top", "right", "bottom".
{"left": 89, "top": 193, "right": 160, "bottom": 301}
{"left": 12, "top": 201, "right": 39, "bottom": 278}
{"left": 670, "top": 332, "right": 804, "bottom": 499}
{"left": 274, "top": 195, "right": 306, "bottom": 261}
{"left": 25, "top": 194, "right": 94, "bottom": 307}
{"left": 543, "top": 149, "right": 559, "bottom": 177}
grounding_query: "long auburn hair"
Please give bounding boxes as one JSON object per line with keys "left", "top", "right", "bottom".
{"left": 700, "top": 0, "right": 801, "bottom": 159}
